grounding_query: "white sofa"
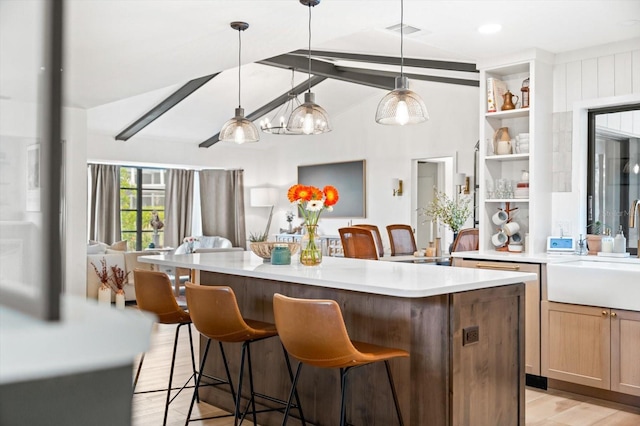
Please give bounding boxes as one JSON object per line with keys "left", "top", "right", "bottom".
{"left": 174, "top": 235, "right": 234, "bottom": 254}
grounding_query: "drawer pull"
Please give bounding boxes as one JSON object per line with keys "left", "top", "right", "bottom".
{"left": 611, "top": 312, "right": 617, "bottom": 318}
{"left": 602, "top": 310, "right": 608, "bottom": 317}
{"left": 475, "top": 263, "right": 520, "bottom": 271}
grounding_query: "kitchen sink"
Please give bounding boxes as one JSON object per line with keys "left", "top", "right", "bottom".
{"left": 546, "top": 260, "right": 640, "bottom": 311}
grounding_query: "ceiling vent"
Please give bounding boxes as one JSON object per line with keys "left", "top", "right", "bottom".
{"left": 386, "top": 23, "right": 421, "bottom": 35}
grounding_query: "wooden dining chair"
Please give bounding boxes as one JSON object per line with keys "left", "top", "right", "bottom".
{"left": 451, "top": 228, "right": 479, "bottom": 253}
{"left": 386, "top": 224, "right": 417, "bottom": 256}
{"left": 338, "top": 227, "right": 379, "bottom": 260}
{"left": 353, "top": 224, "right": 384, "bottom": 258}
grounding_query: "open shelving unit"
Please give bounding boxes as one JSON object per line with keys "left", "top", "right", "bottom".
{"left": 478, "top": 52, "right": 554, "bottom": 253}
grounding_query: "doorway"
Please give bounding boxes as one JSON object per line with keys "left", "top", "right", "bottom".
{"left": 414, "top": 157, "right": 454, "bottom": 249}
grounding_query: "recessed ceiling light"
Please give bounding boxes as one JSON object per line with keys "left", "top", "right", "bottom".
{"left": 478, "top": 23, "right": 502, "bottom": 34}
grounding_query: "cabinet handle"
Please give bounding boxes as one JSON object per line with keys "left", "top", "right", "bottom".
{"left": 611, "top": 312, "right": 617, "bottom": 318}
{"left": 475, "top": 263, "right": 520, "bottom": 271}
{"left": 602, "top": 310, "right": 608, "bottom": 317}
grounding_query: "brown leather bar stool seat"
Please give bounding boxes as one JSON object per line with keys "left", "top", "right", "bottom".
{"left": 184, "top": 282, "right": 305, "bottom": 426}
{"left": 133, "top": 269, "right": 201, "bottom": 426}
{"left": 386, "top": 224, "right": 417, "bottom": 256}
{"left": 339, "top": 226, "right": 379, "bottom": 260}
{"left": 273, "top": 293, "right": 409, "bottom": 426}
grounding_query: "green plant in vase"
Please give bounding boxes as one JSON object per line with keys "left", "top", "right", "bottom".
{"left": 287, "top": 184, "right": 339, "bottom": 266}
{"left": 419, "top": 188, "right": 472, "bottom": 252}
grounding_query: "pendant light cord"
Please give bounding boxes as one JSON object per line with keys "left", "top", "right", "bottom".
{"left": 237, "top": 27, "right": 241, "bottom": 108}
{"left": 400, "top": 0, "right": 404, "bottom": 78}
{"left": 307, "top": 3, "right": 312, "bottom": 93}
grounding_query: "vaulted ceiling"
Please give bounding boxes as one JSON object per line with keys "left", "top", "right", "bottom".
{"left": 1, "top": 0, "right": 639, "bottom": 147}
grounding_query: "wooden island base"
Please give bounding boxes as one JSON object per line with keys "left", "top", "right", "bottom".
{"left": 196, "top": 271, "right": 525, "bottom": 426}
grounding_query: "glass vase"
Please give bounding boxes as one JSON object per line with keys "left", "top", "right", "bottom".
{"left": 300, "top": 225, "right": 322, "bottom": 266}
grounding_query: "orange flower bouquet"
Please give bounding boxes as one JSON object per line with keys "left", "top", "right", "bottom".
{"left": 287, "top": 184, "right": 339, "bottom": 266}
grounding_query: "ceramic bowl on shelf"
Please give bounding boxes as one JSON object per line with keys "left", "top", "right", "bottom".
{"left": 508, "top": 244, "right": 523, "bottom": 253}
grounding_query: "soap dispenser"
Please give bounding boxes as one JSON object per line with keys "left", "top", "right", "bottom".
{"left": 613, "top": 225, "right": 626, "bottom": 253}
{"left": 601, "top": 228, "right": 614, "bottom": 253}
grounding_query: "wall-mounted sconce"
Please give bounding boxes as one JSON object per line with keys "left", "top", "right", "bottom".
{"left": 455, "top": 173, "right": 470, "bottom": 195}
{"left": 393, "top": 178, "right": 403, "bottom": 196}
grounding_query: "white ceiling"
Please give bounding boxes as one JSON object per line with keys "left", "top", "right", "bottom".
{"left": 1, "top": 0, "right": 639, "bottom": 144}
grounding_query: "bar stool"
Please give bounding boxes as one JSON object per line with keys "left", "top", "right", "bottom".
{"left": 184, "top": 282, "right": 305, "bottom": 426}
{"left": 133, "top": 269, "right": 200, "bottom": 426}
{"left": 273, "top": 293, "right": 409, "bottom": 426}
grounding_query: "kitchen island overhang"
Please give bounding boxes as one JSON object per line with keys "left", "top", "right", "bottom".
{"left": 141, "top": 251, "right": 535, "bottom": 426}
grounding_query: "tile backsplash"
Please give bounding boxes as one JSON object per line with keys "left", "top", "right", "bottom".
{"left": 552, "top": 111, "right": 573, "bottom": 192}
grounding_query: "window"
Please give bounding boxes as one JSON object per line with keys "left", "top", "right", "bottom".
{"left": 587, "top": 104, "right": 640, "bottom": 255}
{"left": 120, "top": 167, "right": 166, "bottom": 251}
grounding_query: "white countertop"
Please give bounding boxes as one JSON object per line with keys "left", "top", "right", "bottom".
{"left": 0, "top": 295, "right": 155, "bottom": 385}
{"left": 451, "top": 250, "right": 640, "bottom": 264}
{"left": 140, "top": 251, "right": 536, "bottom": 298}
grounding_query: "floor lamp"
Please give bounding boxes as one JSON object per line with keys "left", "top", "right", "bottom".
{"left": 250, "top": 188, "right": 278, "bottom": 240}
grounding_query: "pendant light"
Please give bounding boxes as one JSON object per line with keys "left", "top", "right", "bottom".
{"left": 286, "top": 0, "right": 331, "bottom": 135}
{"left": 219, "top": 21, "right": 259, "bottom": 144}
{"left": 260, "top": 69, "right": 302, "bottom": 135}
{"left": 375, "top": 0, "right": 428, "bottom": 125}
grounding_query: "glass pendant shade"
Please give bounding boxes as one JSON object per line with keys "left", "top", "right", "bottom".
{"left": 286, "top": 92, "right": 331, "bottom": 135}
{"left": 376, "top": 76, "right": 429, "bottom": 125}
{"left": 219, "top": 107, "right": 260, "bottom": 144}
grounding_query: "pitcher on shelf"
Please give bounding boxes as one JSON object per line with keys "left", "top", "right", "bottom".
{"left": 501, "top": 90, "right": 519, "bottom": 111}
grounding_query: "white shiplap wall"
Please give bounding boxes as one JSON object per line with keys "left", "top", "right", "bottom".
{"left": 553, "top": 40, "right": 640, "bottom": 112}
{"left": 550, "top": 38, "right": 640, "bottom": 237}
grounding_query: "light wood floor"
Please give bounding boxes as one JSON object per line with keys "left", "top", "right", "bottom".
{"left": 132, "top": 323, "right": 640, "bottom": 426}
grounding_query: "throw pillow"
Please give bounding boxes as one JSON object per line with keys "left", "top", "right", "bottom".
{"left": 110, "top": 240, "right": 128, "bottom": 251}
{"left": 87, "top": 243, "right": 106, "bottom": 254}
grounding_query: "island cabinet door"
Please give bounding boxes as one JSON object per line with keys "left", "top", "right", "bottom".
{"left": 610, "top": 309, "right": 640, "bottom": 396}
{"left": 450, "top": 283, "right": 526, "bottom": 426}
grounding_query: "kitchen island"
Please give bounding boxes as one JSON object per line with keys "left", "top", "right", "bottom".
{"left": 141, "top": 251, "right": 536, "bottom": 426}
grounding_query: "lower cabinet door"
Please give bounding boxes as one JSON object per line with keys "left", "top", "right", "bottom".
{"left": 541, "top": 301, "right": 611, "bottom": 389}
{"left": 610, "top": 309, "right": 640, "bottom": 396}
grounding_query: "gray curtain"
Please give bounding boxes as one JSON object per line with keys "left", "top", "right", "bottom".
{"left": 199, "top": 169, "right": 246, "bottom": 247}
{"left": 88, "top": 164, "right": 121, "bottom": 244}
{"left": 164, "top": 169, "right": 194, "bottom": 248}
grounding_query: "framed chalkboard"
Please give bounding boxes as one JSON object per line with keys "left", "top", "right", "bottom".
{"left": 297, "top": 160, "right": 366, "bottom": 218}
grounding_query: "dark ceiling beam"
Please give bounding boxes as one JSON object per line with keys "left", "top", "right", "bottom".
{"left": 115, "top": 73, "right": 218, "bottom": 141}
{"left": 259, "top": 54, "right": 396, "bottom": 90}
{"left": 260, "top": 54, "right": 478, "bottom": 89}
{"left": 199, "top": 75, "right": 327, "bottom": 148}
{"left": 334, "top": 65, "right": 479, "bottom": 87}
{"left": 288, "top": 49, "right": 478, "bottom": 73}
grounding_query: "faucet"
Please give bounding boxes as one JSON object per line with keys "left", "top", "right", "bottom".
{"left": 631, "top": 199, "right": 640, "bottom": 258}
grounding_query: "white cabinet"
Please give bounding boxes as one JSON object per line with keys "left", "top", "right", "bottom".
{"left": 478, "top": 52, "right": 553, "bottom": 253}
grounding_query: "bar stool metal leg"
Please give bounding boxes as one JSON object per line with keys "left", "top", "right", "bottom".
{"left": 132, "top": 353, "right": 145, "bottom": 392}
{"left": 187, "top": 323, "right": 200, "bottom": 403}
{"left": 385, "top": 360, "right": 404, "bottom": 426}
{"left": 185, "top": 339, "right": 237, "bottom": 425}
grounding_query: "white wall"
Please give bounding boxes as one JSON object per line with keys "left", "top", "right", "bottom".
{"left": 550, "top": 38, "right": 640, "bottom": 237}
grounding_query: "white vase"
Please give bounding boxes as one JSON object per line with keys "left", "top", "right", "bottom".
{"left": 115, "top": 291, "right": 125, "bottom": 310}
{"left": 98, "top": 286, "right": 112, "bottom": 306}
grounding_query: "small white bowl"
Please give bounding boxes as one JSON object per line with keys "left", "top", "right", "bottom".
{"left": 508, "top": 244, "right": 523, "bottom": 253}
